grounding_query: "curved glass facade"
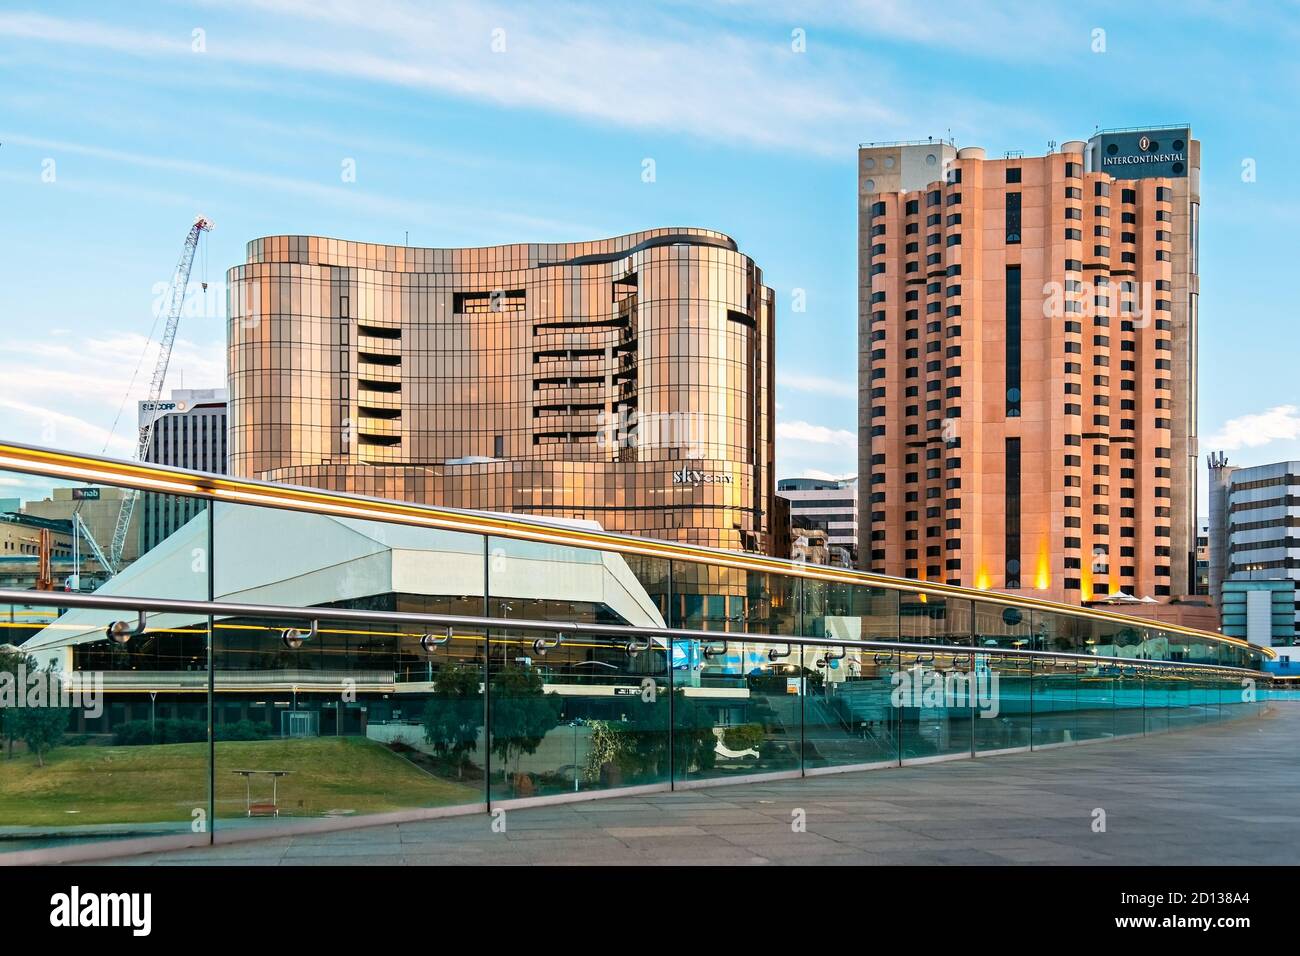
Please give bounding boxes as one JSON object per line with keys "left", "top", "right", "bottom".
{"left": 227, "top": 229, "right": 777, "bottom": 553}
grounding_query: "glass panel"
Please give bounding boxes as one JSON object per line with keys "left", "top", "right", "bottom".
{"left": 1074, "top": 658, "right": 1114, "bottom": 741}
{"left": 973, "top": 600, "right": 1033, "bottom": 650}
{"left": 802, "top": 580, "right": 898, "bottom": 642}
{"left": 210, "top": 502, "right": 490, "bottom": 831}
{"left": 974, "top": 653, "right": 1032, "bottom": 753}
{"left": 0, "top": 600, "right": 210, "bottom": 853}
{"left": 0, "top": 467, "right": 214, "bottom": 853}
{"left": 1165, "top": 667, "right": 1198, "bottom": 732}
{"left": 673, "top": 638, "right": 802, "bottom": 784}
{"left": 898, "top": 649, "right": 973, "bottom": 761}
{"left": 484, "top": 628, "right": 669, "bottom": 801}
{"left": 1142, "top": 667, "right": 1168, "bottom": 734}
{"left": 899, "top": 590, "right": 970, "bottom": 644}
{"left": 1196, "top": 672, "right": 1217, "bottom": 723}
{"left": 1031, "top": 657, "right": 1076, "bottom": 747}
{"left": 1036, "top": 608, "right": 1090, "bottom": 654}
{"left": 1113, "top": 664, "right": 1145, "bottom": 737}
{"left": 0, "top": 468, "right": 210, "bottom": 602}
{"left": 213, "top": 613, "right": 485, "bottom": 827}
{"left": 669, "top": 562, "right": 798, "bottom": 636}
{"left": 804, "top": 646, "right": 898, "bottom": 770}
{"left": 484, "top": 538, "right": 670, "bottom": 800}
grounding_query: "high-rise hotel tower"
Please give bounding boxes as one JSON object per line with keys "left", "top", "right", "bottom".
{"left": 857, "top": 128, "right": 1199, "bottom": 603}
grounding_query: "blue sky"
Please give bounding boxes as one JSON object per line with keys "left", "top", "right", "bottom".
{"left": 1, "top": 0, "right": 1298, "bottom": 503}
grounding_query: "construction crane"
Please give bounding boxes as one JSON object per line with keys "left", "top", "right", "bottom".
{"left": 105, "top": 215, "right": 214, "bottom": 571}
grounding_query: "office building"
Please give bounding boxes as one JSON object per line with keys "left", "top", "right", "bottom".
{"left": 858, "top": 127, "right": 1200, "bottom": 603}
{"left": 226, "top": 229, "right": 776, "bottom": 554}
{"left": 137, "top": 387, "right": 227, "bottom": 552}
{"left": 1208, "top": 456, "right": 1299, "bottom": 659}
{"left": 776, "top": 476, "right": 857, "bottom": 565}
{"left": 0, "top": 511, "right": 74, "bottom": 590}
{"left": 1195, "top": 521, "right": 1209, "bottom": 595}
{"left": 22, "top": 485, "right": 140, "bottom": 568}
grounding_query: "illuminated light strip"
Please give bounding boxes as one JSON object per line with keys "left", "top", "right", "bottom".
{"left": 0, "top": 440, "right": 1271, "bottom": 658}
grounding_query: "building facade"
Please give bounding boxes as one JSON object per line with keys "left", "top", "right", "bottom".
{"left": 776, "top": 476, "right": 857, "bottom": 565}
{"left": 1209, "top": 457, "right": 1300, "bottom": 656}
{"left": 1194, "top": 521, "right": 1209, "bottom": 595}
{"left": 858, "top": 127, "right": 1199, "bottom": 604}
{"left": 0, "top": 511, "right": 74, "bottom": 590}
{"left": 22, "top": 486, "right": 140, "bottom": 569}
{"left": 138, "top": 387, "right": 227, "bottom": 552}
{"left": 227, "top": 229, "right": 777, "bottom": 554}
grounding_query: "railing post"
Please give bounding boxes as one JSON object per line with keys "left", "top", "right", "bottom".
{"left": 482, "top": 537, "right": 492, "bottom": 812}
{"left": 668, "top": 632, "right": 676, "bottom": 791}
{"left": 206, "top": 503, "right": 215, "bottom": 846}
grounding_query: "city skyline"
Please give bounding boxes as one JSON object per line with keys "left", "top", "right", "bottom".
{"left": 2, "top": 1, "right": 1299, "bottom": 500}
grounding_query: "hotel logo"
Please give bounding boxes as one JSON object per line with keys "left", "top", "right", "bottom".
{"left": 672, "top": 468, "right": 733, "bottom": 486}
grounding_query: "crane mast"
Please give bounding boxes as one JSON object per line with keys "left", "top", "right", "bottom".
{"left": 107, "top": 215, "right": 213, "bottom": 570}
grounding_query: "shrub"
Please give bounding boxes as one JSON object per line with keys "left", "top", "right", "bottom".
{"left": 111, "top": 718, "right": 271, "bottom": 745}
{"left": 722, "top": 722, "right": 765, "bottom": 752}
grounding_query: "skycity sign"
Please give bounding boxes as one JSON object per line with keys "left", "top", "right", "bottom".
{"left": 672, "top": 468, "right": 733, "bottom": 486}
{"left": 1092, "top": 127, "right": 1191, "bottom": 179}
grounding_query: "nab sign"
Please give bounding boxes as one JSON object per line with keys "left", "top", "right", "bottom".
{"left": 1090, "top": 127, "right": 1191, "bottom": 179}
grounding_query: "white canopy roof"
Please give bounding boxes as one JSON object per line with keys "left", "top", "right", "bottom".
{"left": 23, "top": 505, "right": 664, "bottom": 667}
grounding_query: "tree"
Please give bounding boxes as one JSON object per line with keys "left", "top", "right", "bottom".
{"left": 422, "top": 663, "right": 484, "bottom": 777}
{"left": 620, "top": 687, "right": 716, "bottom": 779}
{"left": 12, "top": 706, "right": 70, "bottom": 767}
{"left": 0, "top": 646, "right": 34, "bottom": 760}
{"left": 488, "top": 664, "right": 561, "bottom": 780}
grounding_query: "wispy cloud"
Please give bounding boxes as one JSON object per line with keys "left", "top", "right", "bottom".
{"left": 0, "top": 333, "right": 225, "bottom": 457}
{"left": 776, "top": 419, "right": 855, "bottom": 447}
{"left": 0, "top": 3, "right": 1031, "bottom": 156}
{"left": 1206, "top": 404, "right": 1300, "bottom": 451}
{"left": 0, "top": 132, "right": 603, "bottom": 240}
{"left": 777, "top": 372, "right": 855, "bottom": 398}
{"left": 796, "top": 468, "right": 856, "bottom": 482}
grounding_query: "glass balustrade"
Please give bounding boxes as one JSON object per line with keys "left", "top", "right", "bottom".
{"left": 0, "top": 453, "right": 1279, "bottom": 859}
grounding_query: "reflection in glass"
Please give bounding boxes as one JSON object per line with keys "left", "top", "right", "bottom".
{"left": 804, "top": 647, "right": 899, "bottom": 769}
{"left": 898, "top": 650, "right": 974, "bottom": 761}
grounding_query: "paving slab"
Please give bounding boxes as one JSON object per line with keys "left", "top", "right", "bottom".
{"left": 85, "top": 705, "right": 1300, "bottom": 866}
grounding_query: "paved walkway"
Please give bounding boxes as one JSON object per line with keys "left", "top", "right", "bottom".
{"left": 104, "top": 705, "right": 1300, "bottom": 866}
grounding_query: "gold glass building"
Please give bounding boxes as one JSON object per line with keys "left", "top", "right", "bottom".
{"left": 227, "top": 228, "right": 777, "bottom": 554}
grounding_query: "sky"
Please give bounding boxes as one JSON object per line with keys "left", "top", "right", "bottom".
{"left": 1, "top": 0, "right": 1298, "bottom": 506}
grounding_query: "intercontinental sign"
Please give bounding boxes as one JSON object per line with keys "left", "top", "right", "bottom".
{"left": 1091, "top": 127, "right": 1191, "bottom": 179}
{"left": 1102, "top": 150, "right": 1185, "bottom": 167}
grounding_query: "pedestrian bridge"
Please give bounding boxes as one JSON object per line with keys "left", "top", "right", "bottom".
{"left": 0, "top": 441, "right": 1279, "bottom": 864}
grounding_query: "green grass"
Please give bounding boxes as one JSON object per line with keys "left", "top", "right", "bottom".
{"left": 0, "top": 737, "right": 480, "bottom": 829}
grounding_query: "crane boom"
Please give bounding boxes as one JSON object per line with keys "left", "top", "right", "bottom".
{"left": 108, "top": 215, "right": 213, "bottom": 569}
{"left": 76, "top": 513, "right": 114, "bottom": 581}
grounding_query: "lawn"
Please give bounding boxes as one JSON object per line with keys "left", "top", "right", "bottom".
{"left": 0, "top": 737, "right": 481, "bottom": 829}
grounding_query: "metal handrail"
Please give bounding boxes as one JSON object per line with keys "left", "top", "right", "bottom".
{"left": 0, "top": 439, "right": 1268, "bottom": 658}
{"left": 0, "top": 588, "right": 1263, "bottom": 678}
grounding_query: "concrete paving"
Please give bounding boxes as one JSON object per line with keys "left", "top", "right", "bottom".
{"left": 100, "top": 705, "right": 1300, "bottom": 866}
